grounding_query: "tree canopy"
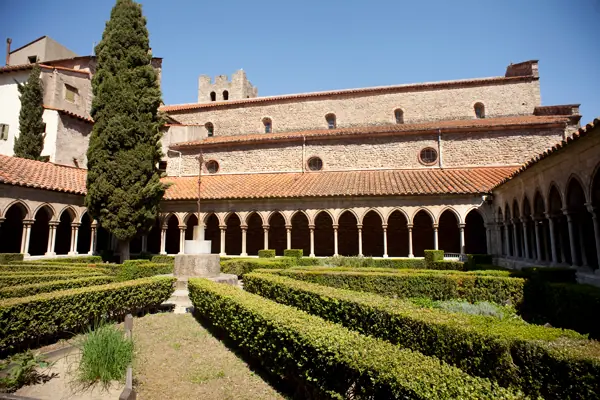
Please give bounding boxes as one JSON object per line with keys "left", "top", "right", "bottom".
{"left": 14, "top": 64, "right": 45, "bottom": 160}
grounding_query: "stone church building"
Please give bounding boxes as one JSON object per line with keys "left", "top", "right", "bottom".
{"left": 0, "top": 40, "right": 598, "bottom": 282}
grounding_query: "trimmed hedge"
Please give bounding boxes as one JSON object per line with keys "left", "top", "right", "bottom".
{"left": 122, "top": 259, "right": 152, "bottom": 266}
{"left": 245, "top": 272, "right": 600, "bottom": 399}
{"left": 0, "top": 272, "right": 105, "bottom": 288}
{"left": 115, "top": 262, "right": 173, "bottom": 281}
{"left": 221, "top": 258, "right": 290, "bottom": 277}
{"left": 41, "top": 256, "right": 103, "bottom": 264}
{"left": 275, "top": 269, "right": 525, "bottom": 305}
{"left": 150, "top": 255, "right": 174, "bottom": 264}
{"left": 325, "top": 256, "right": 426, "bottom": 269}
{"left": 283, "top": 249, "right": 303, "bottom": 258}
{"left": 258, "top": 249, "right": 276, "bottom": 258}
{"left": 286, "top": 266, "right": 511, "bottom": 277}
{"left": 424, "top": 249, "right": 444, "bottom": 265}
{"left": 290, "top": 257, "right": 321, "bottom": 266}
{"left": 466, "top": 254, "right": 493, "bottom": 269}
{"left": 0, "top": 276, "right": 175, "bottom": 354}
{"left": 0, "top": 276, "right": 115, "bottom": 299}
{"left": 513, "top": 266, "right": 577, "bottom": 284}
{"left": 0, "top": 264, "right": 111, "bottom": 275}
{"left": 188, "top": 277, "right": 525, "bottom": 399}
{"left": 0, "top": 254, "right": 24, "bottom": 264}
{"left": 431, "top": 260, "right": 466, "bottom": 270}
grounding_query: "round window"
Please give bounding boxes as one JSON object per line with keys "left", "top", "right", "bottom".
{"left": 419, "top": 148, "right": 438, "bottom": 165}
{"left": 205, "top": 160, "right": 219, "bottom": 174}
{"left": 307, "top": 157, "right": 323, "bottom": 171}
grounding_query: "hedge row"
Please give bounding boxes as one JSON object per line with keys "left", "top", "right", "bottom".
{"left": 188, "top": 277, "right": 525, "bottom": 399}
{"left": 324, "top": 255, "right": 426, "bottom": 269}
{"left": 150, "top": 255, "right": 174, "bottom": 264}
{"left": 38, "top": 256, "right": 103, "bottom": 264}
{"left": 0, "top": 272, "right": 105, "bottom": 288}
{"left": 286, "top": 266, "right": 511, "bottom": 277}
{"left": 283, "top": 249, "right": 303, "bottom": 258}
{"left": 245, "top": 272, "right": 600, "bottom": 399}
{"left": 0, "top": 264, "right": 111, "bottom": 275}
{"left": 0, "top": 276, "right": 175, "bottom": 354}
{"left": 0, "top": 276, "right": 115, "bottom": 299}
{"left": 220, "top": 258, "right": 290, "bottom": 277}
{"left": 115, "top": 262, "right": 173, "bottom": 281}
{"left": 0, "top": 254, "right": 24, "bottom": 264}
{"left": 258, "top": 249, "right": 276, "bottom": 258}
{"left": 274, "top": 269, "right": 525, "bottom": 305}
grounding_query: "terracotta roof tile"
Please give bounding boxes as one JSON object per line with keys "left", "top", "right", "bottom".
{"left": 171, "top": 116, "right": 568, "bottom": 149}
{"left": 0, "top": 63, "right": 90, "bottom": 76}
{"left": 160, "top": 76, "right": 536, "bottom": 113}
{"left": 494, "top": 117, "right": 600, "bottom": 188}
{"left": 162, "top": 167, "right": 518, "bottom": 200}
{"left": 0, "top": 155, "right": 87, "bottom": 195}
{"left": 43, "top": 105, "right": 93, "bottom": 123}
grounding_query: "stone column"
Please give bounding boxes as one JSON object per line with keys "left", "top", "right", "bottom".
{"left": 263, "top": 225, "right": 269, "bottom": 250}
{"left": 89, "top": 222, "right": 97, "bottom": 255}
{"left": 160, "top": 225, "right": 167, "bottom": 255}
{"left": 178, "top": 225, "right": 186, "bottom": 255}
{"left": 219, "top": 225, "right": 226, "bottom": 256}
{"left": 459, "top": 223, "right": 465, "bottom": 254}
{"left": 433, "top": 223, "right": 439, "bottom": 250}
{"left": 357, "top": 224, "right": 363, "bottom": 257}
{"left": 332, "top": 224, "right": 339, "bottom": 256}
{"left": 382, "top": 224, "right": 388, "bottom": 258}
{"left": 578, "top": 222, "right": 588, "bottom": 267}
{"left": 563, "top": 210, "right": 579, "bottom": 267}
{"left": 68, "top": 223, "right": 80, "bottom": 255}
{"left": 504, "top": 223, "right": 510, "bottom": 256}
{"left": 285, "top": 224, "right": 292, "bottom": 250}
{"left": 141, "top": 235, "right": 148, "bottom": 253}
{"left": 485, "top": 223, "right": 493, "bottom": 255}
{"left": 521, "top": 218, "right": 530, "bottom": 259}
{"left": 240, "top": 226, "right": 248, "bottom": 256}
{"left": 533, "top": 218, "right": 542, "bottom": 262}
{"left": 407, "top": 223, "right": 414, "bottom": 258}
{"left": 309, "top": 224, "right": 315, "bottom": 257}
{"left": 586, "top": 204, "right": 600, "bottom": 270}
{"left": 545, "top": 213, "right": 558, "bottom": 265}
{"left": 21, "top": 220, "right": 33, "bottom": 256}
{"left": 46, "top": 222, "right": 58, "bottom": 256}
{"left": 511, "top": 220, "right": 519, "bottom": 258}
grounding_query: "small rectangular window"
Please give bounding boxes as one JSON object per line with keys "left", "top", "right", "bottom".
{"left": 158, "top": 161, "right": 167, "bottom": 172}
{"left": 65, "top": 84, "right": 78, "bottom": 103}
{"left": 0, "top": 124, "right": 8, "bottom": 140}
{"left": 28, "top": 55, "right": 37, "bottom": 63}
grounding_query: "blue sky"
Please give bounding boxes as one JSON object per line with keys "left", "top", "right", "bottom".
{"left": 1, "top": 0, "right": 599, "bottom": 122}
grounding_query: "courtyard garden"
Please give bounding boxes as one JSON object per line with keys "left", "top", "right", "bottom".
{"left": 1, "top": 250, "right": 599, "bottom": 399}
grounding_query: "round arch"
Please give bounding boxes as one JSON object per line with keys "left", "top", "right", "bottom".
{"left": 291, "top": 210, "right": 310, "bottom": 256}
{"left": 338, "top": 210, "right": 358, "bottom": 256}
{"left": 314, "top": 211, "right": 334, "bottom": 256}
{"left": 545, "top": 182, "right": 565, "bottom": 212}
{"left": 245, "top": 211, "right": 264, "bottom": 226}
{"left": 55, "top": 207, "right": 75, "bottom": 255}
{"left": 411, "top": 207, "right": 435, "bottom": 225}
{"left": 387, "top": 209, "right": 409, "bottom": 257}
{"left": 465, "top": 209, "right": 487, "bottom": 254}
{"left": 2, "top": 200, "right": 31, "bottom": 220}
{"left": 362, "top": 210, "right": 384, "bottom": 257}
{"left": 412, "top": 209, "right": 434, "bottom": 257}
{"left": 268, "top": 211, "right": 286, "bottom": 256}
{"left": 436, "top": 207, "right": 462, "bottom": 225}
{"left": 58, "top": 206, "right": 78, "bottom": 223}
{"left": 246, "top": 212, "right": 264, "bottom": 256}
{"left": 32, "top": 203, "right": 56, "bottom": 222}
{"left": 385, "top": 207, "right": 410, "bottom": 225}
{"left": 77, "top": 212, "right": 93, "bottom": 254}
{"left": 438, "top": 208, "right": 460, "bottom": 253}
{"left": 30, "top": 205, "right": 53, "bottom": 256}
{"left": 359, "top": 208, "right": 385, "bottom": 225}
{"left": 0, "top": 202, "right": 28, "bottom": 253}
{"left": 334, "top": 209, "right": 359, "bottom": 226}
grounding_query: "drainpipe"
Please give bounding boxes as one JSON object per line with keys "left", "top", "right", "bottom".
{"left": 302, "top": 135, "right": 306, "bottom": 173}
{"left": 6, "top": 38, "right": 11, "bottom": 66}
{"left": 438, "top": 129, "right": 443, "bottom": 168}
{"left": 167, "top": 148, "right": 182, "bottom": 177}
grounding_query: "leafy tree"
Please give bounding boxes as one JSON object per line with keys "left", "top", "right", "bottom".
{"left": 86, "top": 0, "right": 165, "bottom": 261}
{"left": 14, "top": 64, "right": 45, "bottom": 160}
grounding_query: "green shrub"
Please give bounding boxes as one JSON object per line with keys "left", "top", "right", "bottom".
{"left": 188, "top": 277, "right": 524, "bottom": 399}
{"left": 0, "top": 276, "right": 175, "bottom": 354}
{"left": 42, "top": 256, "right": 103, "bottom": 264}
{"left": 0, "top": 264, "right": 111, "bottom": 275}
{"left": 100, "top": 249, "right": 115, "bottom": 263}
{"left": 76, "top": 323, "right": 134, "bottom": 388}
{"left": 466, "top": 254, "right": 493, "bottom": 269}
{"left": 122, "top": 259, "right": 151, "bottom": 266}
{"left": 275, "top": 269, "right": 524, "bottom": 305}
{"left": 0, "top": 350, "right": 54, "bottom": 393}
{"left": 150, "top": 255, "right": 174, "bottom": 264}
{"left": 324, "top": 256, "right": 426, "bottom": 269}
{"left": 469, "top": 263, "right": 510, "bottom": 271}
{"left": 513, "top": 266, "right": 577, "bottom": 283}
{"left": 0, "top": 272, "right": 104, "bottom": 288}
{"left": 220, "top": 258, "right": 290, "bottom": 278}
{"left": 286, "top": 266, "right": 511, "bottom": 277}
{"left": 0, "top": 276, "right": 115, "bottom": 299}
{"left": 0, "top": 254, "right": 24, "bottom": 264}
{"left": 431, "top": 260, "right": 466, "bottom": 270}
{"left": 132, "top": 251, "right": 153, "bottom": 260}
{"left": 521, "top": 280, "right": 600, "bottom": 339}
{"left": 283, "top": 249, "right": 303, "bottom": 258}
{"left": 435, "top": 300, "right": 518, "bottom": 320}
{"left": 291, "top": 257, "right": 321, "bottom": 266}
{"left": 115, "top": 262, "right": 173, "bottom": 281}
{"left": 424, "top": 249, "right": 444, "bottom": 266}
{"left": 257, "top": 249, "right": 276, "bottom": 258}
{"left": 244, "top": 272, "right": 600, "bottom": 399}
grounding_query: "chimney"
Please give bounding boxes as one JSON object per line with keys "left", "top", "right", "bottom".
{"left": 6, "top": 38, "right": 12, "bottom": 66}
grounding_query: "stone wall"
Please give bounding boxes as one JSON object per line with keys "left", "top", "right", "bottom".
{"left": 166, "top": 126, "right": 565, "bottom": 176}
{"left": 54, "top": 115, "right": 93, "bottom": 167}
{"left": 170, "top": 79, "right": 541, "bottom": 138}
{"left": 198, "top": 70, "right": 257, "bottom": 103}
{"left": 41, "top": 69, "right": 93, "bottom": 118}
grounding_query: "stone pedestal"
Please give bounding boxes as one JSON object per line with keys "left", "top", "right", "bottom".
{"left": 174, "top": 254, "right": 221, "bottom": 278}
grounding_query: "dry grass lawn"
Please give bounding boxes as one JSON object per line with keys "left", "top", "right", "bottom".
{"left": 133, "top": 313, "right": 287, "bottom": 400}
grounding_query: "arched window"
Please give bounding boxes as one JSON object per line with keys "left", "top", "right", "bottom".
{"left": 394, "top": 108, "right": 404, "bottom": 124}
{"left": 210, "top": 92, "right": 216, "bottom": 102}
{"left": 474, "top": 102, "right": 485, "bottom": 118}
{"left": 307, "top": 157, "right": 323, "bottom": 171}
{"left": 205, "top": 160, "right": 219, "bottom": 174}
{"left": 223, "top": 90, "right": 229, "bottom": 101}
{"left": 325, "top": 113, "right": 336, "bottom": 129}
{"left": 262, "top": 117, "right": 272, "bottom": 133}
{"left": 205, "top": 122, "right": 214, "bottom": 137}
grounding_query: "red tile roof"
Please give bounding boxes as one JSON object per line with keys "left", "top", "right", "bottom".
{"left": 43, "top": 105, "right": 93, "bottom": 123}
{"left": 0, "top": 63, "right": 90, "bottom": 76}
{"left": 162, "top": 166, "right": 518, "bottom": 200}
{"left": 0, "top": 155, "right": 87, "bottom": 195}
{"left": 494, "top": 117, "right": 600, "bottom": 188}
{"left": 160, "top": 75, "right": 536, "bottom": 113}
{"left": 171, "top": 116, "right": 569, "bottom": 149}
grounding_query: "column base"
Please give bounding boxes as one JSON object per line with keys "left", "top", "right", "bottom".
{"left": 219, "top": 252, "right": 227, "bottom": 257}
{"left": 333, "top": 253, "right": 339, "bottom": 257}
{"left": 67, "top": 251, "right": 78, "bottom": 256}
{"left": 45, "top": 252, "right": 56, "bottom": 257}
{"left": 383, "top": 254, "right": 388, "bottom": 258}
{"left": 240, "top": 253, "right": 248, "bottom": 257}
{"left": 178, "top": 251, "right": 185, "bottom": 255}
{"left": 87, "top": 251, "right": 95, "bottom": 255}
{"left": 159, "top": 251, "right": 167, "bottom": 255}
{"left": 309, "top": 253, "right": 315, "bottom": 258}
{"left": 408, "top": 254, "right": 414, "bottom": 258}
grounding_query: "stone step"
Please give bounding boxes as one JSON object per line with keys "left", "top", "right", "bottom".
{"left": 175, "top": 279, "right": 188, "bottom": 290}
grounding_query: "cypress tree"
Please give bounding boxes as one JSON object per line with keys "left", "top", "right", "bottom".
{"left": 14, "top": 64, "right": 45, "bottom": 160}
{"left": 85, "top": 0, "right": 165, "bottom": 261}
